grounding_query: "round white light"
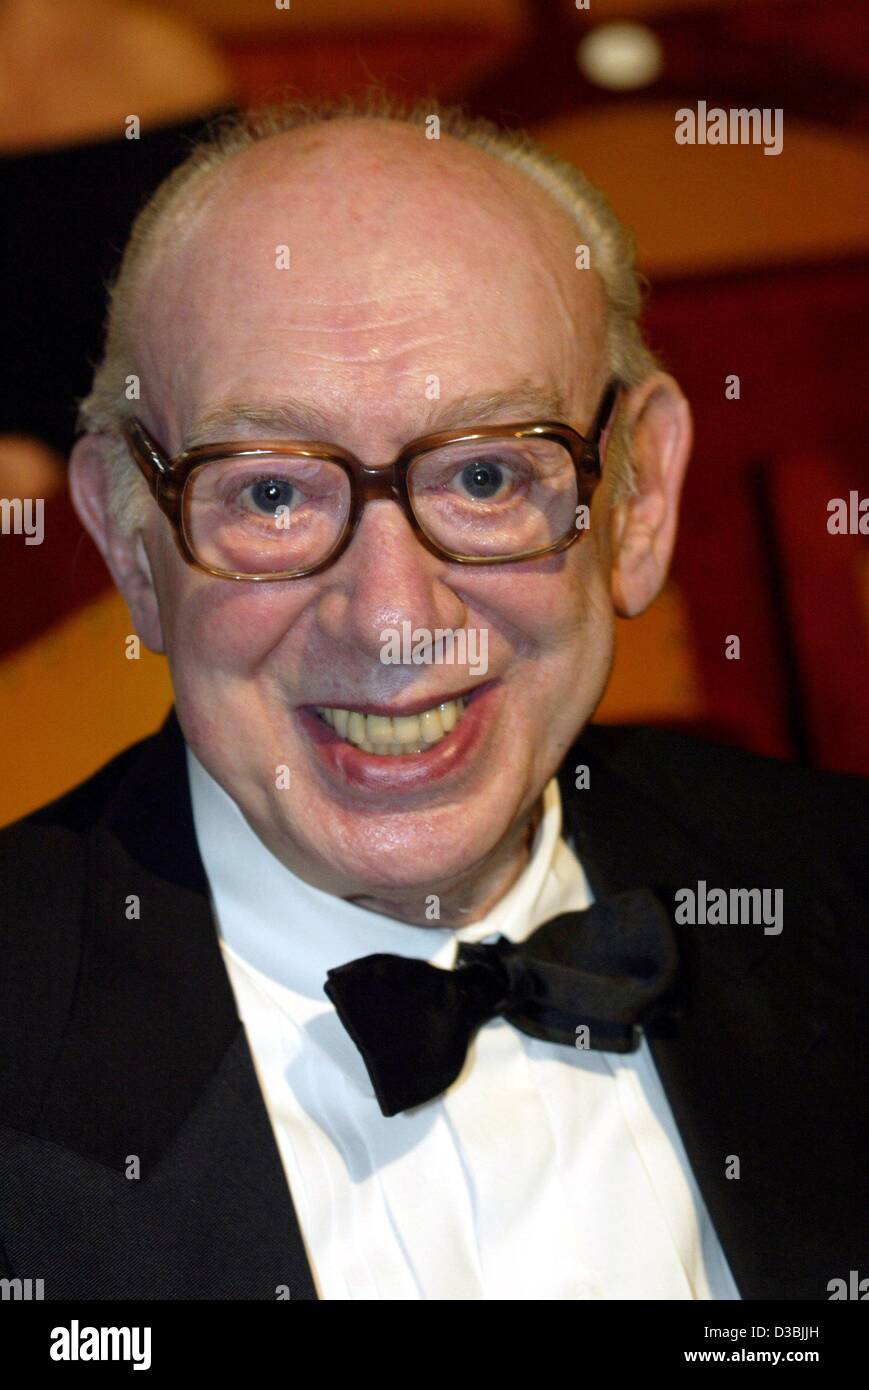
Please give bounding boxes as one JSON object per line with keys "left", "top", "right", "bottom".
{"left": 577, "top": 22, "right": 663, "bottom": 92}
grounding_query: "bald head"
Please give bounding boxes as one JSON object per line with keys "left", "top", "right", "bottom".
{"left": 133, "top": 118, "right": 606, "bottom": 464}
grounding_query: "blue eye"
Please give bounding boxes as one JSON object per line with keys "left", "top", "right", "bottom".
{"left": 247, "top": 478, "right": 296, "bottom": 514}
{"left": 459, "top": 459, "right": 506, "bottom": 499}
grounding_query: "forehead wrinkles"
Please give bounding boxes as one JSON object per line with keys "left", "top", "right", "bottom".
{"left": 135, "top": 126, "right": 603, "bottom": 431}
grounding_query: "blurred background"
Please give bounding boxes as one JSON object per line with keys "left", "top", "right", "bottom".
{"left": 1, "top": 0, "right": 867, "bottom": 824}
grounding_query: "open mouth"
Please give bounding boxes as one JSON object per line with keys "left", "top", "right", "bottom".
{"left": 312, "top": 695, "right": 470, "bottom": 756}
{"left": 302, "top": 682, "right": 499, "bottom": 789}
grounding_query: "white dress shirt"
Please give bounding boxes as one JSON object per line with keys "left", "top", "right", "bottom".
{"left": 187, "top": 748, "right": 741, "bottom": 1301}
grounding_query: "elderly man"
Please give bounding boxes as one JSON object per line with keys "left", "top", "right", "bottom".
{"left": 0, "top": 97, "right": 865, "bottom": 1303}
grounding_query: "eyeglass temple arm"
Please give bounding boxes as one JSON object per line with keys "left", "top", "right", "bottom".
{"left": 590, "top": 379, "right": 622, "bottom": 443}
{"left": 121, "top": 418, "right": 170, "bottom": 500}
{"left": 576, "top": 379, "right": 621, "bottom": 479}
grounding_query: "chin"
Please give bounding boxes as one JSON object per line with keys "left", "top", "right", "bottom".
{"left": 268, "top": 783, "right": 517, "bottom": 904}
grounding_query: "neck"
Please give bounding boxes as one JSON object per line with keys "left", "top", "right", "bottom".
{"left": 345, "top": 797, "right": 544, "bottom": 929}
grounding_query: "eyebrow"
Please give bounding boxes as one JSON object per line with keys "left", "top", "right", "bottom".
{"left": 182, "top": 382, "right": 573, "bottom": 450}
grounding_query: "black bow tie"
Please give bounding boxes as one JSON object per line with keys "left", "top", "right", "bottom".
{"left": 324, "top": 888, "right": 678, "bottom": 1116}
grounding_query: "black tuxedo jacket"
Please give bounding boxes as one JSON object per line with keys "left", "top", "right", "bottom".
{"left": 1, "top": 711, "right": 866, "bottom": 1300}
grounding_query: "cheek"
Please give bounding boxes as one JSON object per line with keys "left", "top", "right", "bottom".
{"left": 155, "top": 559, "right": 312, "bottom": 680}
{"left": 487, "top": 531, "right": 611, "bottom": 655}
{"left": 506, "top": 542, "right": 615, "bottom": 734}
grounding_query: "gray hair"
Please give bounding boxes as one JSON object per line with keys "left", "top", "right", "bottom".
{"left": 77, "top": 89, "right": 661, "bottom": 531}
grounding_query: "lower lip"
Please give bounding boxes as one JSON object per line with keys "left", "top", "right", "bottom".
{"left": 298, "top": 683, "right": 501, "bottom": 791}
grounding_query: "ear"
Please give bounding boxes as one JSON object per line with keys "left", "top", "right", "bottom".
{"left": 609, "top": 372, "right": 692, "bottom": 618}
{"left": 68, "top": 434, "right": 166, "bottom": 653}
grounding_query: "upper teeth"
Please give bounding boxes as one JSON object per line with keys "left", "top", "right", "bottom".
{"left": 314, "top": 698, "right": 466, "bottom": 754}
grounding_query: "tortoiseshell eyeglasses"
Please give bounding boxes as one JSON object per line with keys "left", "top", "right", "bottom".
{"left": 120, "top": 378, "right": 621, "bottom": 581}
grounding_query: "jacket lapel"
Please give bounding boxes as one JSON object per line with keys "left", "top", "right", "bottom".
{"left": 560, "top": 727, "right": 859, "bottom": 1300}
{"left": 29, "top": 709, "right": 318, "bottom": 1299}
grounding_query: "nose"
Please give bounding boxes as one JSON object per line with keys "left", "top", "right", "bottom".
{"left": 314, "top": 498, "right": 467, "bottom": 664}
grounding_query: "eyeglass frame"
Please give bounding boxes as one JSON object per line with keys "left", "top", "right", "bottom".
{"left": 120, "top": 377, "right": 622, "bottom": 581}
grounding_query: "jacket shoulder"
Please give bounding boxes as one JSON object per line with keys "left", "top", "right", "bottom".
{"left": 0, "top": 727, "right": 170, "bottom": 1122}
{"left": 577, "top": 722, "right": 868, "bottom": 884}
{"left": 580, "top": 721, "right": 867, "bottom": 798}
